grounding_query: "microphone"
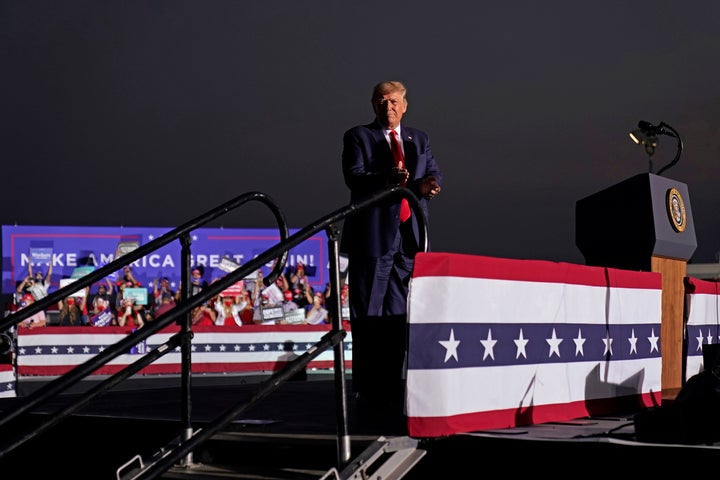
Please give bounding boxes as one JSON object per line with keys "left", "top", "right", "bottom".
{"left": 638, "top": 120, "right": 666, "bottom": 135}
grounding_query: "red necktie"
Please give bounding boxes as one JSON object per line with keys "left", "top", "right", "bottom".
{"left": 390, "top": 130, "right": 411, "bottom": 222}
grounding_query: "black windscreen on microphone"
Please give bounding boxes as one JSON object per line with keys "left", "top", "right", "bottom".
{"left": 638, "top": 120, "right": 664, "bottom": 134}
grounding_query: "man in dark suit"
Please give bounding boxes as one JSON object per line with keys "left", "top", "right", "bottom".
{"left": 340, "top": 81, "right": 442, "bottom": 414}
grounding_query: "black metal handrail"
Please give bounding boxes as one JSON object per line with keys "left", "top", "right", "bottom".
{"left": 0, "top": 190, "right": 291, "bottom": 445}
{"left": 0, "top": 191, "right": 289, "bottom": 333}
{"left": 0, "top": 185, "right": 428, "bottom": 477}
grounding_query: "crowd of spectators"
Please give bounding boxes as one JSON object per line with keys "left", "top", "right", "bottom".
{"left": 12, "top": 262, "right": 348, "bottom": 329}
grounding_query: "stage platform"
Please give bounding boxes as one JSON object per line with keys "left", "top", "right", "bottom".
{"left": 3, "top": 372, "right": 720, "bottom": 478}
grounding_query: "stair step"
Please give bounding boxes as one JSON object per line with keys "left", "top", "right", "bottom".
{"left": 153, "top": 435, "right": 424, "bottom": 480}
{"left": 146, "top": 431, "right": 382, "bottom": 480}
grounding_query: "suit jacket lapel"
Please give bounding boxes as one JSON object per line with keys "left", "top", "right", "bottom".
{"left": 400, "top": 129, "right": 417, "bottom": 173}
{"left": 368, "top": 121, "right": 394, "bottom": 166}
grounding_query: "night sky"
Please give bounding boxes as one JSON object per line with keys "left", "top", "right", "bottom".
{"left": 2, "top": 1, "right": 719, "bottom": 266}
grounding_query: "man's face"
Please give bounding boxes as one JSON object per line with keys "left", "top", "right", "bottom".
{"left": 373, "top": 91, "right": 407, "bottom": 129}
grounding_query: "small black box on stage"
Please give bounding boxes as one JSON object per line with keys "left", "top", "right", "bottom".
{"left": 634, "top": 345, "right": 720, "bottom": 445}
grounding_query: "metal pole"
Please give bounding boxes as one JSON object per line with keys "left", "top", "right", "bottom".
{"left": 325, "top": 223, "right": 351, "bottom": 466}
{"left": 179, "top": 233, "right": 194, "bottom": 467}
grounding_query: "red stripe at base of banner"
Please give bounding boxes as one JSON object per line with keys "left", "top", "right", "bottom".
{"left": 407, "top": 391, "right": 661, "bottom": 438}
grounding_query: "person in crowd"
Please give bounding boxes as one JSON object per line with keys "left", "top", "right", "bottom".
{"left": 340, "top": 283, "right": 350, "bottom": 320}
{"left": 322, "top": 282, "right": 331, "bottom": 300}
{"left": 213, "top": 293, "right": 246, "bottom": 327}
{"left": 287, "top": 262, "right": 309, "bottom": 292}
{"left": 176, "top": 265, "right": 209, "bottom": 302}
{"left": 252, "top": 269, "right": 285, "bottom": 307}
{"left": 280, "top": 290, "right": 299, "bottom": 314}
{"left": 152, "top": 292, "right": 176, "bottom": 319}
{"left": 57, "top": 295, "right": 86, "bottom": 326}
{"left": 238, "top": 290, "right": 255, "bottom": 325}
{"left": 137, "top": 302, "right": 154, "bottom": 325}
{"left": 340, "top": 80, "right": 443, "bottom": 411}
{"left": 152, "top": 277, "right": 175, "bottom": 308}
{"left": 191, "top": 302, "right": 217, "bottom": 326}
{"left": 16, "top": 262, "right": 53, "bottom": 302}
{"left": 305, "top": 292, "right": 329, "bottom": 325}
{"left": 252, "top": 292, "right": 278, "bottom": 324}
{"left": 87, "top": 278, "right": 116, "bottom": 326}
{"left": 275, "top": 271, "right": 290, "bottom": 293}
{"left": 117, "top": 266, "right": 141, "bottom": 289}
{"left": 287, "top": 266, "right": 314, "bottom": 311}
{"left": 322, "top": 282, "right": 350, "bottom": 324}
{"left": 17, "top": 293, "right": 47, "bottom": 328}
{"left": 277, "top": 289, "right": 303, "bottom": 324}
{"left": 77, "top": 288, "right": 90, "bottom": 325}
{"left": 117, "top": 297, "right": 144, "bottom": 329}
{"left": 91, "top": 278, "right": 114, "bottom": 314}
{"left": 291, "top": 285, "right": 313, "bottom": 311}
{"left": 192, "top": 265, "right": 209, "bottom": 292}
{"left": 115, "top": 266, "right": 142, "bottom": 311}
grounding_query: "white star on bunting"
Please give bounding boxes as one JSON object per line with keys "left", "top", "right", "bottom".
{"left": 480, "top": 329, "right": 497, "bottom": 361}
{"left": 546, "top": 328, "right": 563, "bottom": 358}
{"left": 513, "top": 329, "right": 529, "bottom": 359}
{"left": 573, "top": 329, "right": 586, "bottom": 356}
{"left": 628, "top": 329, "right": 638, "bottom": 355}
{"left": 439, "top": 329, "right": 460, "bottom": 363}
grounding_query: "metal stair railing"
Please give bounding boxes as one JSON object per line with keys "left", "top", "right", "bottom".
{"left": 121, "top": 185, "right": 428, "bottom": 480}
{"left": 0, "top": 190, "right": 290, "bottom": 457}
{"left": 0, "top": 184, "right": 428, "bottom": 478}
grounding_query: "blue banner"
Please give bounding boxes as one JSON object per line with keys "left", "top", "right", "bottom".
{"left": 2, "top": 225, "right": 328, "bottom": 300}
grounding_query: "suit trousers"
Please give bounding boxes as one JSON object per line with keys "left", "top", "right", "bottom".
{"left": 348, "top": 221, "right": 418, "bottom": 405}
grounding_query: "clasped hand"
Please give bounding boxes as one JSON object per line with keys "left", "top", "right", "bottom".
{"left": 390, "top": 166, "right": 410, "bottom": 185}
{"left": 390, "top": 169, "right": 441, "bottom": 199}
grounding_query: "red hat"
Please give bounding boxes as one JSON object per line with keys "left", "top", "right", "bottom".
{"left": 22, "top": 294, "right": 34, "bottom": 303}
{"left": 283, "top": 290, "right": 293, "bottom": 301}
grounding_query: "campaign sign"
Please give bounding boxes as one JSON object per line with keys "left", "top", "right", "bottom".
{"left": 30, "top": 248, "right": 53, "bottom": 267}
{"left": 284, "top": 308, "right": 306, "bottom": 325}
{"left": 261, "top": 306, "right": 284, "bottom": 323}
{"left": 123, "top": 287, "right": 148, "bottom": 305}
{"left": 129, "top": 332, "right": 147, "bottom": 355}
{"left": 2, "top": 225, "right": 329, "bottom": 302}
{"left": 90, "top": 310, "right": 114, "bottom": 327}
{"left": 243, "top": 270, "right": 258, "bottom": 281}
{"left": 116, "top": 241, "right": 139, "bottom": 259}
{"left": 71, "top": 266, "right": 95, "bottom": 279}
{"left": 220, "top": 281, "right": 245, "bottom": 297}
{"left": 218, "top": 256, "right": 240, "bottom": 273}
{"left": 59, "top": 278, "right": 86, "bottom": 297}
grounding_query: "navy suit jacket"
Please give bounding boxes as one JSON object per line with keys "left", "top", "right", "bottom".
{"left": 340, "top": 120, "right": 443, "bottom": 258}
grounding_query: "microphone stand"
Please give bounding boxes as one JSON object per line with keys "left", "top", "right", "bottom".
{"left": 655, "top": 122, "right": 683, "bottom": 176}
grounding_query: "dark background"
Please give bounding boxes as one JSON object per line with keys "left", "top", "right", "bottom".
{"left": 2, "top": 1, "right": 718, "bottom": 266}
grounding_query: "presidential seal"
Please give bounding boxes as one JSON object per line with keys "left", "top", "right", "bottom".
{"left": 666, "top": 187, "right": 686, "bottom": 232}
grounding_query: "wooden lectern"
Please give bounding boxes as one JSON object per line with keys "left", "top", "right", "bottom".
{"left": 576, "top": 173, "right": 697, "bottom": 400}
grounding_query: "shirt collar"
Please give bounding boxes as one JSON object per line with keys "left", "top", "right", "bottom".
{"left": 384, "top": 125, "right": 401, "bottom": 141}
